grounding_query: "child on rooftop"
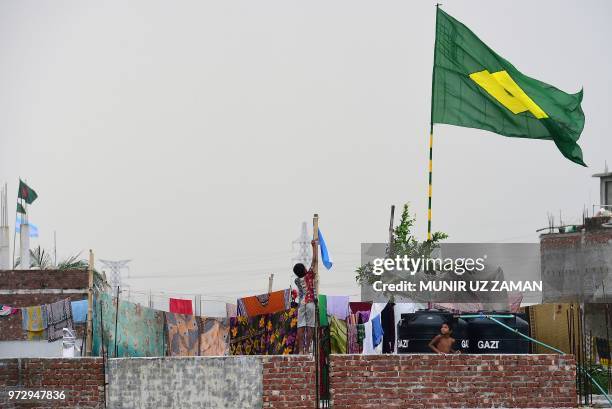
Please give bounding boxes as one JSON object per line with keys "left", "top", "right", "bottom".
{"left": 428, "top": 322, "right": 460, "bottom": 354}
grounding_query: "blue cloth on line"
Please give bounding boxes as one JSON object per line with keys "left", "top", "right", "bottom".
{"left": 71, "top": 299, "right": 88, "bottom": 323}
{"left": 372, "top": 315, "right": 384, "bottom": 348}
{"left": 318, "top": 228, "right": 333, "bottom": 270}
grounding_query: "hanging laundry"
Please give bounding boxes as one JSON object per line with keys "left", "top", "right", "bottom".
{"left": 350, "top": 301, "right": 372, "bottom": 323}
{"left": 349, "top": 302, "right": 372, "bottom": 315}
{"left": 347, "top": 323, "right": 360, "bottom": 354}
{"left": 165, "top": 312, "right": 199, "bottom": 356}
{"left": 362, "top": 320, "right": 375, "bottom": 354}
{"left": 229, "top": 306, "right": 297, "bottom": 355}
{"left": 370, "top": 303, "right": 387, "bottom": 352}
{"left": 225, "top": 303, "right": 237, "bottom": 318}
{"left": 371, "top": 315, "right": 384, "bottom": 349}
{"left": 21, "top": 305, "right": 47, "bottom": 332}
{"left": 357, "top": 310, "right": 370, "bottom": 324}
{"left": 356, "top": 324, "right": 365, "bottom": 353}
{"left": 381, "top": 303, "right": 395, "bottom": 354}
{"left": 318, "top": 295, "right": 329, "bottom": 326}
{"left": 329, "top": 316, "right": 348, "bottom": 354}
{"left": 0, "top": 304, "right": 19, "bottom": 317}
{"left": 92, "top": 292, "right": 165, "bottom": 357}
{"left": 70, "top": 299, "right": 88, "bottom": 323}
{"left": 45, "top": 298, "right": 73, "bottom": 342}
{"left": 326, "top": 296, "right": 349, "bottom": 320}
{"left": 236, "top": 289, "right": 290, "bottom": 317}
{"left": 169, "top": 298, "right": 193, "bottom": 315}
{"left": 198, "top": 317, "right": 229, "bottom": 356}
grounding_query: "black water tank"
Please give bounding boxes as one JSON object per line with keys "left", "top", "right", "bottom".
{"left": 453, "top": 317, "right": 470, "bottom": 352}
{"left": 397, "top": 309, "right": 469, "bottom": 353}
{"left": 465, "top": 313, "right": 529, "bottom": 354}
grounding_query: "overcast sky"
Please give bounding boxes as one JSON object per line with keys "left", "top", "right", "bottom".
{"left": 1, "top": 0, "right": 609, "bottom": 315}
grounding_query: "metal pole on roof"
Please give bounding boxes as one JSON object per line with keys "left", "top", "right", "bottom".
{"left": 268, "top": 274, "right": 274, "bottom": 293}
{"left": 313, "top": 213, "right": 320, "bottom": 408}
{"left": 86, "top": 249, "right": 94, "bottom": 356}
{"left": 113, "top": 285, "right": 120, "bottom": 357}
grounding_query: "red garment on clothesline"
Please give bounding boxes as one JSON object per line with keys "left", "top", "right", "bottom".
{"left": 169, "top": 298, "right": 193, "bottom": 315}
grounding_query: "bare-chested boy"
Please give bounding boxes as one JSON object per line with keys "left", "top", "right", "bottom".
{"left": 428, "top": 322, "right": 460, "bottom": 354}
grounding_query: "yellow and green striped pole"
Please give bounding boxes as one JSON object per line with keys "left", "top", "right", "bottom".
{"left": 428, "top": 4, "right": 440, "bottom": 242}
{"left": 427, "top": 126, "right": 433, "bottom": 241}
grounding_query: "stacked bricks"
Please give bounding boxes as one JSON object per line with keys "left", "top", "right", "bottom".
{"left": 263, "top": 355, "right": 316, "bottom": 408}
{"left": 330, "top": 354, "right": 577, "bottom": 409}
{"left": 0, "top": 358, "right": 105, "bottom": 408}
{"left": 0, "top": 269, "right": 88, "bottom": 341}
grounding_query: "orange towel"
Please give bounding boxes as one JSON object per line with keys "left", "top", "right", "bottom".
{"left": 239, "top": 289, "right": 289, "bottom": 317}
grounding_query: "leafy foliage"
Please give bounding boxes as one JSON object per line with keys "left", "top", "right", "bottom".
{"left": 15, "top": 245, "right": 89, "bottom": 270}
{"left": 355, "top": 203, "right": 448, "bottom": 286}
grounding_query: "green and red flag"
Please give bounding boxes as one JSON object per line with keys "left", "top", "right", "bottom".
{"left": 18, "top": 180, "right": 38, "bottom": 204}
{"left": 431, "top": 8, "right": 586, "bottom": 166}
{"left": 16, "top": 203, "right": 26, "bottom": 214}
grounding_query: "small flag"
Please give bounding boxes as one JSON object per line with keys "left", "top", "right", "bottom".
{"left": 318, "top": 228, "right": 333, "bottom": 270}
{"left": 16, "top": 216, "right": 39, "bottom": 238}
{"left": 16, "top": 203, "right": 26, "bottom": 214}
{"left": 18, "top": 179, "right": 38, "bottom": 205}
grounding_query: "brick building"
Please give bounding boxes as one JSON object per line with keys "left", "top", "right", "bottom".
{"left": 0, "top": 269, "right": 91, "bottom": 358}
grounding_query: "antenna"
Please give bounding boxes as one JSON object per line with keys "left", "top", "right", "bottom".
{"left": 99, "top": 259, "right": 132, "bottom": 292}
{"left": 292, "top": 222, "right": 312, "bottom": 267}
{"left": 0, "top": 184, "right": 10, "bottom": 269}
{"left": 291, "top": 222, "right": 311, "bottom": 286}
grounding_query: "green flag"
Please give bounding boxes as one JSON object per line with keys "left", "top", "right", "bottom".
{"left": 16, "top": 203, "right": 26, "bottom": 214}
{"left": 18, "top": 180, "right": 38, "bottom": 204}
{"left": 432, "top": 8, "right": 586, "bottom": 166}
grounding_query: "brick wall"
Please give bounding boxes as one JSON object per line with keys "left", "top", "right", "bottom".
{"left": 263, "top": 355, "right": 316, "bottom": 409}
{"left": 330, "top": 354, "right": 577, "bottom": 409}
{"left": 0, "top": 358, "right": 105, "bottom": 408}
{"left": 540, "top": 228, "right": 612, "bottom": 250}
{"left": 0, "top": 270, "right": 89, "bottom": 291}
{"left": 0, "top": 269, "right": 88, "bottom": 341}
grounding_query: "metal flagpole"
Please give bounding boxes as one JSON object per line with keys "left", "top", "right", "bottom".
{"left": 12, "top": 180, "right": 20, "bottom": 268}
{"left": 427, "top": 128, "right": 434, "bottom": 241}
{"left": 427, "top": 4, "right": 441, "bottom": 242}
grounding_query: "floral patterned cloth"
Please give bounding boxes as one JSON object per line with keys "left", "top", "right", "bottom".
{"left": 165, "top": 312, "right": 199, "bottom": 356}
{"left": 229, "top": 307, "right": 297, "bottom": 355}
{"left": 198, "top": 317, "right": 229, "bottom": 356}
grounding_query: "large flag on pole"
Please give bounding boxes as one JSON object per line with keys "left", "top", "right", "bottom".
{"left": 431, "top": 8, "right": 586, "bottom": 166}
{"left": 18, "top": 180, "right": 38, "bottom": 204}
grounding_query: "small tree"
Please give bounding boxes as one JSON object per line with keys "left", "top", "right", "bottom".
{"left": 355, "top": 203, "right": 448, "bottom": 286}
{"left": 15, "top": 245, "right": 89, "bottom": 270}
